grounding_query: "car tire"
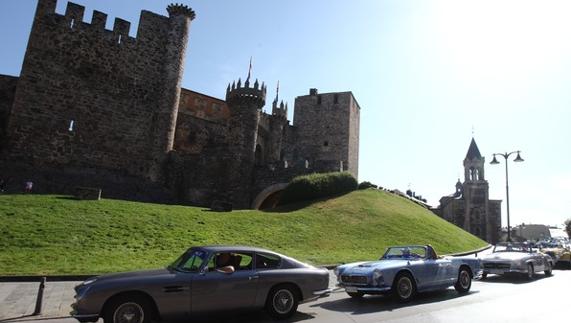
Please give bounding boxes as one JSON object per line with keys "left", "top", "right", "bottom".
{"left": 526, "top": 263, "right": 535, "bottom": 281}
{"left": 544, "top": 262, "right": 553, "bottom": 276}
{"left": 347, "top": 291, "right": 364, "bottom": 299}
{"left": 266, "top": 285, "right": 299, "bottom": 320}
{"left": 454, "top": 267, "right": 472, "bottom": 293}
{"left": 392, "top": 272, "right": 416, "bottom": 302}
{"left": 103, "top": 295, "right": 152, "bottom": 323}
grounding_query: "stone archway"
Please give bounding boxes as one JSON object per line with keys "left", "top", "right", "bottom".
{"left": 251, "top": 183, "right": 288, "bottom": 210}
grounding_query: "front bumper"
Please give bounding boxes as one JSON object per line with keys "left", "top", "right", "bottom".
{"left": 483, "top": 268, "right": 527, "bottom": 275}
{"left": 70, "top": 308, "right": 99, "bottom": 323}
{"left": 337, "top": 284, "right": 392, "bottom": 294}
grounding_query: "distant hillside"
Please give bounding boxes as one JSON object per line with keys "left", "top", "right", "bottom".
{"left": 0, "top": 189, "right": 487, "bottom": 275}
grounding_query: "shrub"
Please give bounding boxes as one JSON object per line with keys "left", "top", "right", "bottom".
{"left": 279, "top": 172, "right": 358, "bottom": 205}
{"left": 358, "top": 181, "right": 378, "bottom": 190}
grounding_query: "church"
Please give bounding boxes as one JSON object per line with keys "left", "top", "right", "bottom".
{"left": 432, "top": 139, "right": 502, "bottom": 243}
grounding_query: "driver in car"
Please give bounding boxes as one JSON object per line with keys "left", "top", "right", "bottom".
{"left": 215, "top": 253, "right": 235, "bottom": 273}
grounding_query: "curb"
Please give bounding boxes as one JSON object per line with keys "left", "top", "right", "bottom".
{"left": 0, "top": 275, "right": 94, "bottom": 283}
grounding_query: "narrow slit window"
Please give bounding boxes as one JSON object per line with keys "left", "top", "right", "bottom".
{"left": 70, "top": 19, "right": 75, "bottom": 29}
{"left": 334, "top": 94, "right": 339, "bottom": 104}
{"left": 317, "top": 95, "right": 322, "bottom": 105}
{"left": 68, "top": 120, "right": 75, "bottom": 132}
{"left": 118, "top": 35, "right": 122, "bottom": 44}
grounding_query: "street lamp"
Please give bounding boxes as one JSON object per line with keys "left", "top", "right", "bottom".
{"left": 490, "top": 151, "right": 524, "bottom": 242}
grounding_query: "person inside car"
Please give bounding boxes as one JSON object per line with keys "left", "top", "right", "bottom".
{"left": 215, "top": 252, "right": 235, "bottom": 274}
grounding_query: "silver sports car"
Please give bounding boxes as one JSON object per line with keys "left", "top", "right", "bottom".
{"left": 481, "top": 242, "right": 554, "bottom": 280}
{"left": 71, "top": 246, "right": 331, "bottom": 323}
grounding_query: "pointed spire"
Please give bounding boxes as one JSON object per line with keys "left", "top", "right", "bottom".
{"left": 274, "top": 80, "right": 280, "bottom": 104}
{"left": 226, "top": 83, "right": 230, "bottom": 94}
{"left": 465, "top": 138, "right": 482, "bottom": 160}
{"left": 231, "top": 81, "right": 235, "bottom": 90}
{"left": 246, "top": 56, "right": 252, "bottom": 83}
{"left": 254, "top": 79, "right": 259, "bottom": 90}
{"left": 237, "top": 78, "right": 241, "bottom": 88}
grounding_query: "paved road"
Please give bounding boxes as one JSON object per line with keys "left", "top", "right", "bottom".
{"left": 2, "top": 268, "right": 570, "bottom": 323}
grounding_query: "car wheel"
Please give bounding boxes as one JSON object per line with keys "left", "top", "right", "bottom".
{"left": 266, "top": 285, "right": 299, "bottom": 320}
{"left": 526, "top": 263, "right": 535, "bottom": 281}
{"left": 454, "top": 267, "right": 472, "bottom": 293}
{"left": 544, "top": 262, "right": 553, "bottom": 276}
{"left": 393, "top": 272, "right": 416, "bottom": 302}
{"left": 103, "top": 295, "right": 152, "bottom": 323}
{"left": 347, "top": 291, "right": 364, "bottom": 299}
{"left": 481, "top": 272, "right": 488, "bottom": 280}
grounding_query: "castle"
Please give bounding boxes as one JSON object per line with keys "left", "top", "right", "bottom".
{"left": 432, "top": 139, "right": 502, "bottom": 243}
{"left": 0, "top": 0, "right": 360, "bottom": 209}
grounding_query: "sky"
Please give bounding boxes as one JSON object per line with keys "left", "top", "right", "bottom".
{"left": 1, "top": 0, "right": 570, "bottom": 228}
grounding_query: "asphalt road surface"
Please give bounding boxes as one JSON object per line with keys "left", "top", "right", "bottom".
{"left": 5, "top": 269, "right": 570, "bottom": 323}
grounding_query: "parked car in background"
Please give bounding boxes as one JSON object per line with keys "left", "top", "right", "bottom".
{"left": 72, "top": 246, "right": 331, "bottom": 323}
{"left": 540, "top": 242, "right": 571, "bottom": 268}
{"left": 334, "top": 245, "right": 481, "bottom": 302}
{"left": 481, "top": 242, "right": 554, "bottom": 280}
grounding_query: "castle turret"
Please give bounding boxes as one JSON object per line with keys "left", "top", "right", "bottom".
{"left": 225, "top": 77, "right": 267, "bottom": 208}
{"left": 267, "top": 82, "right": 288, "bottom": 162}
{"left": 149, "top": 3, "right": 196, "bottom": 181}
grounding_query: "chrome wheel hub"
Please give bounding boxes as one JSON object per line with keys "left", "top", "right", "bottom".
{"left": 273, "top": 289, "right": 294, "bottom": 314}
{"left": 398, "top": 277, "right": 412, "bottom": 298}
{"left": 460, "top": 271, "right": 470, "bottom": 288}
{"left": 113, "top": 302, "right": 144, "bottom": 323}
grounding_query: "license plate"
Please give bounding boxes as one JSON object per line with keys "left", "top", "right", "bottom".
{"left": 345, "top": 286, "right": 358, "bottom": 293}
{"left": 488, "top": 269, "right": 505, "bottom": 275}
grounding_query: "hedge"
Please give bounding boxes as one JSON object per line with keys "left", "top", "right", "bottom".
{"left": 279, "top": 172, "right": 358, "bottom": 205}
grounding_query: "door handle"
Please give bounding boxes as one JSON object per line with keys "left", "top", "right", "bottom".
{"left": 249, "top": 275, "right": 259, "bottom": 280}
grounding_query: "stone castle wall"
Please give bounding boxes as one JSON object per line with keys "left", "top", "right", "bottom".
{"left": 292, "top": 90, "right": 360, "bottom": 178}
{"left": 0, "top": 1, "right": 360, "bottom": 209}
{"left": 0, "top": 75, "right": 18, "bottom": 147}
{"left": 4, "top": 0, "right": 191, "bottom": 182}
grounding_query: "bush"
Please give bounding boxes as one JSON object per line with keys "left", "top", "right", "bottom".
{"left": 279, "top": 172, "right": 358, "bottom": 205}
{"left": 358, "top": 181, "right": 378, "bottom": 190}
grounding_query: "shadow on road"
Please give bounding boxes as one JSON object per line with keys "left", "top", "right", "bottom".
{"left": 479, "top": 274, "right": 550, "bottom": 284}
{"left": 161, "top": 311, "right": 315, "bottom": 323}
{"left": 314, "top": 289, "right": 478, "bottom": 315}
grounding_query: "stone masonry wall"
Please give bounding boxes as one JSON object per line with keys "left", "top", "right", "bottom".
{"left": 4, "top": 0, "right": 191, "bottom": 182}
{"left": 0, "top": 75, "right": 18, "bottom": 147}
{"left": 292, "top": 90, "right": 360, "bottom": 179}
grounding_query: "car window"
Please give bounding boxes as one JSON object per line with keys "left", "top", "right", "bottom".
{"left": 177, "top": 250, "right": 208, "bottom": 272}
{"left": 255, "top": 253, "right": 281, "bottom": 270}
{"left": 207, "top": 252, "right": 254, "bottom": 272}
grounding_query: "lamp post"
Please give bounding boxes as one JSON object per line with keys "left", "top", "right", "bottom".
{"left": 490, "top": 151, "right": 524, "bottom": 242}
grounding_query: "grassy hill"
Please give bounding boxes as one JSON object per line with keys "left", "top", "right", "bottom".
{"left": 0, "top": 189, "right": 487, "bottom": 275}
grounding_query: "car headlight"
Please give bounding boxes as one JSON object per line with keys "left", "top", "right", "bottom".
{"left": 372, "top": 269, "right": 383, "bottom": 285}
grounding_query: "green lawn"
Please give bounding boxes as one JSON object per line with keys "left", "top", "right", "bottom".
{"left": 0, "top": 189, "right": 487, "bottom": 275}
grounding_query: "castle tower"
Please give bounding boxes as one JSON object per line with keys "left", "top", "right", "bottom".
{"left": 225, "top": 77, "right": 267, "bottom": 208}
{"left": 4, "top": 0, "right": 196, "bottom": 189}
{"left": 148, "top": 3, "right": 196, "bottom": 181}
{"left": 292, "top": 89, "right": 360, "bottom": 178}
{"left": 267, "top": 83, "right": 288, "bottom": 162}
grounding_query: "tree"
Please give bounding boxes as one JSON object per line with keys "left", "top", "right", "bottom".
{"left": 565, "top": 219, "right": 571, "bottom": 239}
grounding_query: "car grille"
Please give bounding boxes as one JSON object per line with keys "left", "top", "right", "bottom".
{"left": 483, "top": 262, "right": 511, "bottom": 269}
{"left": 341, "top": 275, "right": 368, "bottom": 285}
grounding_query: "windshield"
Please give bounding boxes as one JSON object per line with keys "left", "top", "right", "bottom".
{"left": 169, "top": 249, "right": 209, "bottom": 272}
{"left": 381, "top": 246, "right": 427, "bottom": 260}
{"left": 493, "top": 244, "right": 532, "bottom": 253}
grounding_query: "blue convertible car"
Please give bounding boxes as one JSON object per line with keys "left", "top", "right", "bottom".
{"left": 334, "top": 245, "right": 481, "bottom": 301}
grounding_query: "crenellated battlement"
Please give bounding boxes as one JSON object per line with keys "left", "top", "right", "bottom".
{"left": 167, "top": 3, "right": 196, "bottom": 20}
{"left": 225, "top": 78, "right": 267, "bottom": 107}
{"left": 32, "top": 0, "right": 194, "bottom": 45}
{"left": 272, "top": 100, "right": 288, "bottom": 118}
